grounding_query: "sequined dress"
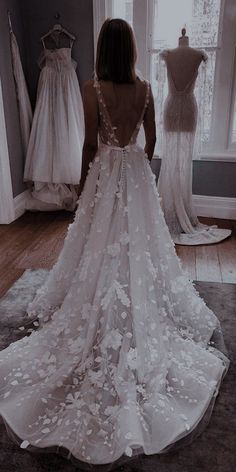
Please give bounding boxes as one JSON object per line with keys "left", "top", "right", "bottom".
{"left": 0, "top": 78, "right": 229, "bottom": 465}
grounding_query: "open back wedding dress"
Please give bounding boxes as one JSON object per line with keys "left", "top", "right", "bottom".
{"left": 157, "top": 49, "right": 231, "bottom": 245}
{"left": 0, "top": 78, "right": 229, "bottom": 465}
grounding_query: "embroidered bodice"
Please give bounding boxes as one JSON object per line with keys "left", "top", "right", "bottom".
{"left": 39, "top": 48, "right": 77, "bottom": 72}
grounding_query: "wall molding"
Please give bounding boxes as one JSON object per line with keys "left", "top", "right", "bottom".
{"left": 14, "top": 189, "right": 30, "bottom": 221}
{"left": 193, "top": 194, "right": 236, "bottom": 220}
{"left": 8, "top": 193, "right": 236, "bottom": 224}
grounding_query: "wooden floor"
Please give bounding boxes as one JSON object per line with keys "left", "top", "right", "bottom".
{"left": 0, "top": 211, "right": 236, "bottom": 297}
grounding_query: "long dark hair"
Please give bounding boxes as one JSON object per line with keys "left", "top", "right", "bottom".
{"left": 96, "top": 18, "right": 137, "bottom": 84}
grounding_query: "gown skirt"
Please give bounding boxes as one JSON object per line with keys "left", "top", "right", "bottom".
{"left": 0, "top": 142, "right": 229, "bottom": 465}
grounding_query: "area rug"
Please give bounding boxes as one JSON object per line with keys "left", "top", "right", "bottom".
{"left": 0, "top": 270, "right": 235, "bottom": 472}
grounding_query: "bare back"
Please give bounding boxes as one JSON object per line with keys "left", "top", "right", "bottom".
{"left": 163, "top": 46, "right": 204, "bottom": 91}
{"left": 82, "top": 77, "right": 156, "bottom": 154}
{"left": 97, "top": 78, "right": 148, "bottom": 147}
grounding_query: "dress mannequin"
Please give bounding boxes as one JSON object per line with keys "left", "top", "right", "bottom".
{"left": 157, "top": 29, "right": 231, "bottom": 245}
{"left": 178, "top": 27, "right": 189, "bottom": 46}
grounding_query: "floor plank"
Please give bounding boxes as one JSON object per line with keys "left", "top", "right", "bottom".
{"left": 15, "top": 212, "right": 71, "bottom": 269}
{"left": 0, "top": 211, "right": 73, "bottom": 296}
{"left": 176, "top": 245, "right": 196, "bottom": 280}
{"left": 196, "top": 244, "right": 222, "bottom": 282}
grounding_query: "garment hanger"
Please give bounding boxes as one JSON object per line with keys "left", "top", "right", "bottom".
{"left": 40, "top": 13, "right": 75, "bottom": 44}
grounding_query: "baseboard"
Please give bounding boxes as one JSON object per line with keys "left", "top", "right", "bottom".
{"left": 12, "top": 192, "right": 236, "bottom": 222}
{"left": 14, "top": 189, "right": 30, "bottom": 221}
{"left": 193, "top": 195, "right": 236, "bottom": 220}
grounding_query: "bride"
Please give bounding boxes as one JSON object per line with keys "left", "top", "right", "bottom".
{"left": 0, "top": 18, "right": 229, "bottom": 466}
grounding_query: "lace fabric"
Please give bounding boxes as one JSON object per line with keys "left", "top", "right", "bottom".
{"left": 157, "top": 50, "right": 231, "bottom": 245}
{"left": 0, "top": 77, "right": 229, "bottom": 465}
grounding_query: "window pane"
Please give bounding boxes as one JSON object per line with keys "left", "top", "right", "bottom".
{"left": 150, "top": 0, "right": 221, "bottom": 154}
{"left": 106, "top": 0, "right": 133, "bottom": 27}
{"left": 152, "top": 0, "right": 221, "bottom": 49}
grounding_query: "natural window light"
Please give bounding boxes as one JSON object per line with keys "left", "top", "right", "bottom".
{"left": 94, "top": 0, "right": 236, "bottom": 160}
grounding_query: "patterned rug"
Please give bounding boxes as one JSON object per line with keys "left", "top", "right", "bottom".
{"left": 0, "top": 270, "right": 235, "bottom": 472}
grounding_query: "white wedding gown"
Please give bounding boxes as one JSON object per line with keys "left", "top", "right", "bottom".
{"left": 158, "top": 49, "right": 231, "bottom": 245}
{"left": 0, "top": 78, "right": 229, "bottom": 465}
{"left": 9, "top": 27, "right": 32, "bottom": 155}
{"left": 24, "top": 47, "right": 84, "bottom": 211}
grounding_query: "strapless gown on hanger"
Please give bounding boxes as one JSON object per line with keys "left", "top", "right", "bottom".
{"left": 24, "top": 47, "right": 84, "bottom": 211}
{"left": 0, "top": 78, "right": 229, "bottom": 466}
{"left": 158, "top": 50, "right": 231, "bottom": 245}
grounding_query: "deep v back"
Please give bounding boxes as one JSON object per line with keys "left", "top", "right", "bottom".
{"left": 94, "top": 78, "right": 150, "bottom": 147}
{"left": 165, "top": 52, "right": 199, "bottom": 95}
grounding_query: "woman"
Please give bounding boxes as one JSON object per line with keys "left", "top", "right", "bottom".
{"left": 0, "top": 19, "right": 229, "bottom": 466}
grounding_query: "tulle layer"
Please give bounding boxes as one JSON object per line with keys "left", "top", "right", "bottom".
{"left": 0, "top": 143, "right": 229, "bottom": 464}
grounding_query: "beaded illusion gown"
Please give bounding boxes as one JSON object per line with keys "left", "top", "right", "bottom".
{"left": 0, "top": 78, "right": 229, "bottom": 465}
{"left": 158, "top": 49, "right": 231, "bottom": 245}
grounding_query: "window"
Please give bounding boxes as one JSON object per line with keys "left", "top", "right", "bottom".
{"left": 105, "top": 0, "right": 133, "bottom": 26}
{"left": 150, "top": 0, "right": 222, "bottom": 154}
{"left": 93, "top": 0, "right": 236, "bottom": 160}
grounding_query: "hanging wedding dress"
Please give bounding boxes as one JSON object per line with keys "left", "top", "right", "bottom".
{"left": 24, "top": 40, "right": 84, "bottom": 211}
{"left": 9, "top": 23, "right": 32, "bottom": 155}
{"left": 0, "top": 78, "right": 229, "bottom": 466}
{"left": 157, "top": 49, "right": 231, "bottom": 245}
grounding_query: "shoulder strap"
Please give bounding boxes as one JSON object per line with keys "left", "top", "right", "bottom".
{"left": 137, "top": 80, "right": 150, "bottom": 125}
{"left": 93, "top": 78, "right": 119, "bottom": 146}
{"left": 128, "top": 80, "right": 150, "bottom": 145}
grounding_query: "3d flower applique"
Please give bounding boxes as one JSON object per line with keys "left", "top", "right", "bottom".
{"left": 42, "top": 351, "right": 56, "bottom": 365}
{"left": 104, "top": 405, "right": 120, "bottom": 417}
{"left": 101, "top": 281, "right": 130, "bottom": 311}
{"left": 81, "top": 303, "right": 92, "bottom": 320}
{"left": 106, "top": 242, "right": 121, "bottom": 257}
{"left": 125, "top": 446, "right": 133, "bottom": 457}
{"left": 88, "top": 369, "right": 104, "bottom": 387}
{"left": 101, "top": 329, "right": 123, "bottom": 353}
{"left": 20, "top": 440, "right": 30, "bottom": 449}
{"left": 115, "top": 282, "right": 130, "bottom": 307}
{"left": 170, "top": 275, "right": 190, "bottom": 294}
{"left": 120, "top": 232, "right": 129, "bottom": 245}
{"left": 66, "top": 391, "right": 85, "bottom": 409}
{"left": 88, "top": 402, "right": 101, "bottom": 415}
{"left": 127, "top": 347, "right": 138, "bottom": 370}
{"left": 68, "top": 336, "right": 85, "bottom": 354}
